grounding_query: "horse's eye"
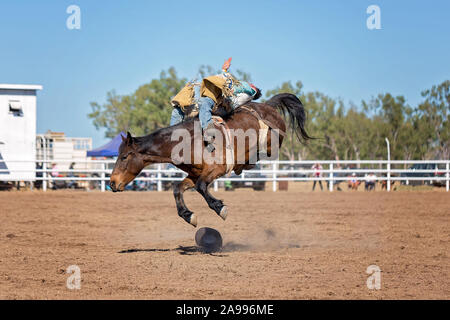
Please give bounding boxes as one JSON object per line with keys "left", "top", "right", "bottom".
{"left": 121, "top": 155, "right": 128, "bottom": 161}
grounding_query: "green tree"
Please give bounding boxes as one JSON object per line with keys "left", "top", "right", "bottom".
{"left": 88, "top": 67, "right": 186, "bottom": 137}
{"left": 416, "top": 80, "right": 450, "bottom": 159}
{"left": 362, "top": 93, "right": 413, "bottom": 160}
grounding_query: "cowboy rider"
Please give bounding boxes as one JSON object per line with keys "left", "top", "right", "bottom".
{"left": 169, "top": 58, "right": 262, "bottom": 147}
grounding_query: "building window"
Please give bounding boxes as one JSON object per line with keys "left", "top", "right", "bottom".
{"left": 73, "top": 139, "right": 91, "bottom": 150}
{"left": 9, "top": 100, "right": 23, "bottom": 117}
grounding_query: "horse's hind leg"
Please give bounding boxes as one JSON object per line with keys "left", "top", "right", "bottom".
{"left": 173, "top": 176, "right": 197, "bottom": 227}
{"left": 195, "top": 172, "right": 228, "bottom": 221}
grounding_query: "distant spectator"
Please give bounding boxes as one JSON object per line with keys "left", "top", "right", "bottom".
{"left": 50, "top": 163, "right": 59, "bottom": 190}
{"left": 364, "top": 172, "right": 377, "bottom": 191}
{"left": 51, "top": 163, "right": 59, "bottom": 177}
{"left": 348, "top": 172, "right": 360, "bottom": 190}
{"left": 381, "top": 175, "right": 396, "bottom": 190}
{"left": 68, "top": 162, "right": 75, "bottom": 176}
{"left": 311, "top": 163, "right": 323, "bottom": 191}
{"left": 67, "top": 162, "right": 77, "bottom": 189}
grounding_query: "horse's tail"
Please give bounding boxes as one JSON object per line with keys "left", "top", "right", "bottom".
{"left": 265, "top": 93, "right": 312, "bottom": 142}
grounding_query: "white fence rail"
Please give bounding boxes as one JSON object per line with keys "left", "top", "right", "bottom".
{"left": 0, "top": 159, "right": 449, "bottom": 192}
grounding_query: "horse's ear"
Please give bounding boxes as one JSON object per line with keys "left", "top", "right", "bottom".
{"left": 126, "top": 131, "right": 134, "bottom": 146}
{"left": 121, "top": 133, "right": 127, "bottom": 143}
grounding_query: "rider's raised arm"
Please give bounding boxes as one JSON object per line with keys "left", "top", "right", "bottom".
{"left": 222, "top": 57, "right": 232, "bottom": 73}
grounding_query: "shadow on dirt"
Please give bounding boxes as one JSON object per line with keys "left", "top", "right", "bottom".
{"left": 118, "top": 245, "right": 225, "bottom": 256}
{"left": 118, "top": 248, "right": 172, "bottom": 253}
{"left": 118, "top": 242, "right": 252, "bottom": 256}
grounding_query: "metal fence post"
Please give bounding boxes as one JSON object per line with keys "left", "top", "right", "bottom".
{"left": 157, "top": 164, "right": 162, "bottom": 191}
{"left": 386, "top": 138, "right": 391, "bottom": 192}
{"left": 272, "top": 162, "right": 277, "bottom": 192}
{"left": 101, "top": 162, "right": 106, "bottom": 192}
{"left": 446, "top": 161, "right": 449, "bottom": 192}
{"left": 329, "top": 163, "right": 334, "bottom": 192}
{"left": 387, "top": 161, "right": 391, "bottom": 192}
{"left": 43, "top": 161, "right": 47, "bottom": 192}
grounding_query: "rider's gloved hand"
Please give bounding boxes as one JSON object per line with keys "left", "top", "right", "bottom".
{"left": 222, "top": 57, "right": 232, "bottom": 72}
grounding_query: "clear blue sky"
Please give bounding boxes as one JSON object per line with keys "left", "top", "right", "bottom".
{"left": 1, "top": 0, "right": 449, "bottom": 147}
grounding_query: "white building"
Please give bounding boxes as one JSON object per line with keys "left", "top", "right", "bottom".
{"left": 0, "top": 84, "right": 42, "bottom": 181}
{"left": 35, "top": 131, "right": 96, "bottom": 190}
{"left": 36, "top": 131, "right": 93, "bottom": 170}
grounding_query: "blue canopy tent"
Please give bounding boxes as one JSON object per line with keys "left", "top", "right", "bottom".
{"left": 0, "top": 152, "right": 10, "bottom": 174}
{"left": 87, "top": 132, "right": 125, "bottom": 157}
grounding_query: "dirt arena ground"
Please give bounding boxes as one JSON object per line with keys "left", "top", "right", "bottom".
{"left": 1, "top": 185, "right": 449, "bottom": 299}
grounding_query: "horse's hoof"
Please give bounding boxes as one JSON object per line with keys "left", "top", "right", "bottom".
{"left": 188, "top": 214, "right": 198, "bottom": 227}
{"left": 219, "top": 206, "right": 228, "bottom": 220}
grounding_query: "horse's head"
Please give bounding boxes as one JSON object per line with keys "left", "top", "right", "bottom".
{"left": 110, "top": 132, "right": 146, "bottom": 192}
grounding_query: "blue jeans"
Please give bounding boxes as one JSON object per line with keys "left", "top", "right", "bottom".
{"left": 170, "top": 106, "right": 184, "bottom": 126}
{"left": 198, "top": 97, "right": 215, "bottom": 129}
{"left": 169, "top": 97, "right": 215, "bottom": 130}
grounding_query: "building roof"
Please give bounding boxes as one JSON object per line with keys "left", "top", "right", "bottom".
{"left": 0, "top": 84, "right": 43, "bottom": 91}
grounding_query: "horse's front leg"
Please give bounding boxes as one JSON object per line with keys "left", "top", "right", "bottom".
{"left": 173, "top": 176, "right": 197, "bottom": 227}
{"left": 195, "top": 176, "right": 228, "bottom": 221}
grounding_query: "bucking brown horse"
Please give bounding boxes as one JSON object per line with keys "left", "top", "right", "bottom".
{"left": 109, "top": 93, "right": 310, "bottom": 227}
